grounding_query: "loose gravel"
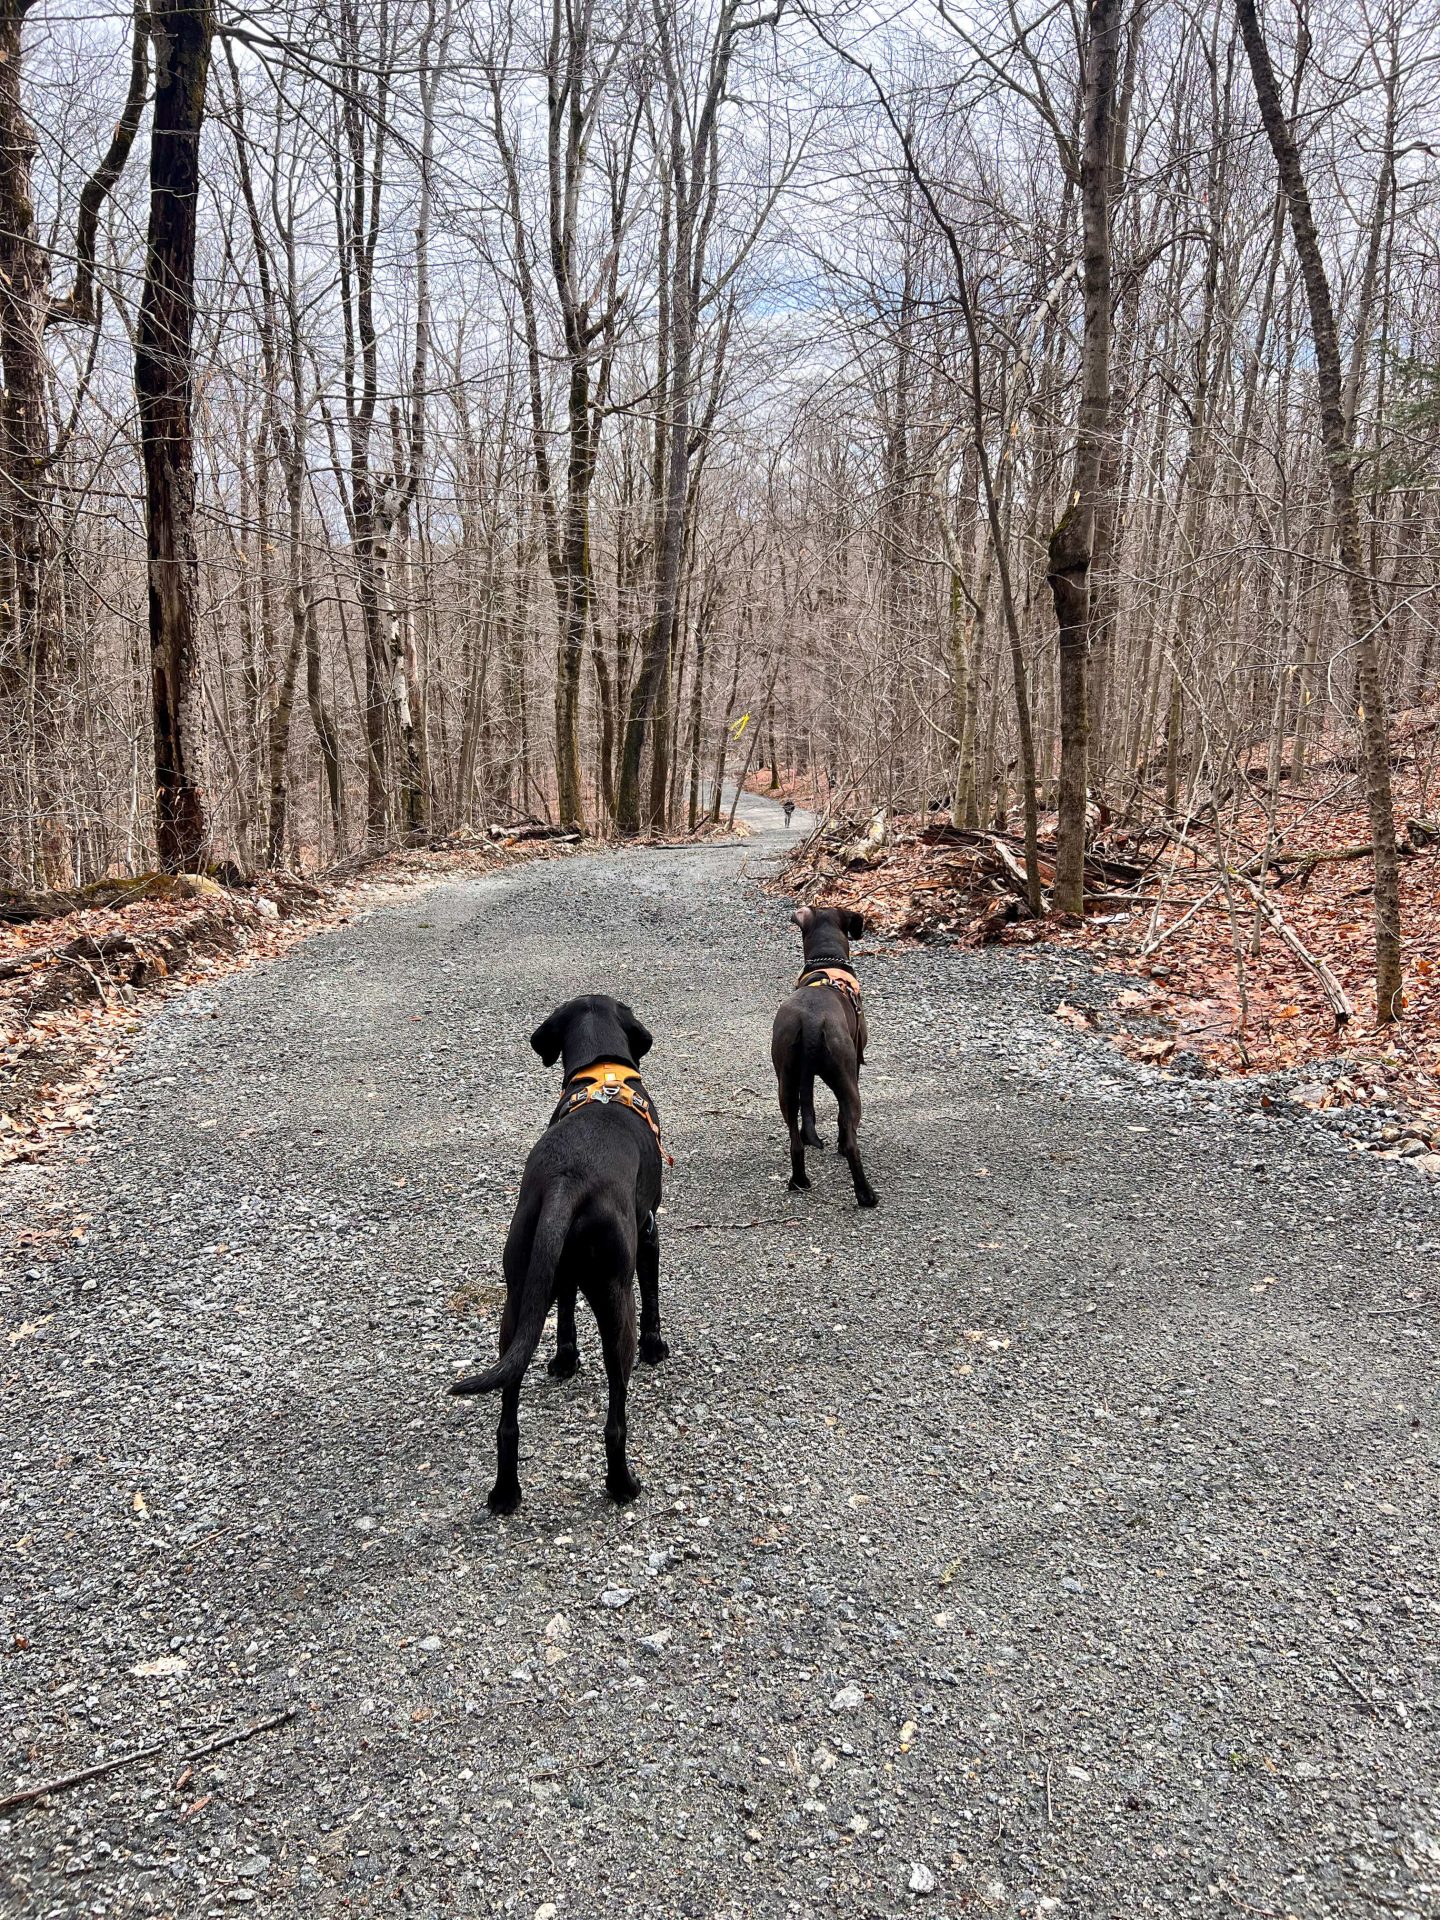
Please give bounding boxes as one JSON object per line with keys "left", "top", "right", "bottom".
{"left": 3, "top": 794, "right": 1438, "bottom": 1919}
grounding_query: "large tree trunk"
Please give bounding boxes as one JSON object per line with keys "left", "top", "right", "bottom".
{"left": 617, "top": 160, "right": 691, "bottom": 834}
{"left": 1235, "top": 0, "right": 1402, "bottom": 1022}
{"left": 1047, "top": 0, "right": 1122, "bottom": 915}
{"left": 0, "top": 0, "right": 57, "bottom": 882}
{"left": 554, "top": 362, "right": 592, "bottom": 832}
{"left": 136, "top": 0, "right": 213, "bottom": 871}
{"left": 617, "top": 0, "right": 754, "bottom": 835}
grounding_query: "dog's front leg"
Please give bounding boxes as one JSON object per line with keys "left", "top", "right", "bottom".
{"left": 637, "top": 1211, "right": 669, "bottom": 1364}
{"left": 548, "top": 1282, "right": 581, "bottom": 1378}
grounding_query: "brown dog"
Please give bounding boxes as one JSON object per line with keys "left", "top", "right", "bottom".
{"left": 770, "top": 905, "right": 876, "bottom": 1208}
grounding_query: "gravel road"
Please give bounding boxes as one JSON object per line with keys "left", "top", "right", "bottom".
{"left": 4, "top": 793, "right": 1439, "bottom": 1920}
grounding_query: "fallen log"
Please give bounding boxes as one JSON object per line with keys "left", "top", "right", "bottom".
{"left": 984, "top": 834, "right": 1042, "bottom": 904}
{"left": 1256, "top": 838, "right": 1420, "bottom": 879}
{"left": 486, "top": 820, "right": 577, "bottom": 845}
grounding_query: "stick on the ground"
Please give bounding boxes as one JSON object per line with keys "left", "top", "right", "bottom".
{"left": 0, "top": 1740, "right": 166, "bottom": 1813}
{"left": 1140, "top": 881, "right": 1224, "bottom": 957}
{"left": 180, "top": 1705, "right": 297, "bottom": 1762}
{"left": 1158, "top": 825, "right": 1355, "bottom": 1027}
{"left": 669, "top": 1217, "right": 802, "bottom": 1232}
{"left": 1233, "top": 873, "right": 1355, "bottom": 1026}
{"left": 1331, "top": 1663, "right": 1378, "bottom": 1715}
{"left": 0, "top": 1707, "right": 298, "bottom": 1815}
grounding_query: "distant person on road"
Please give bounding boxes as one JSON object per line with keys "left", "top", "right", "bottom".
{"left": 783, "top": 799, "right": 795, "bottom": 829}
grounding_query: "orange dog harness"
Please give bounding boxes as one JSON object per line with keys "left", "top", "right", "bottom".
{"left": 553, "top": 1061, "right": 672, "bottom": 1165}
{"left": 798, "top": 964, "right": 863, "bottom": 1013}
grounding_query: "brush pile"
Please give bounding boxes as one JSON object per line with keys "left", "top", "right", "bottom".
{"left": 792, "top": 812, "right": 1150, "bottom": 943}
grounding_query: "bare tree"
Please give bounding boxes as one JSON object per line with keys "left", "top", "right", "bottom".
{"left": 1048, "top": 0, "right": 1123, "bottom": 915}
{"left": 1235, "top": 0, "right": 1402, "bottom": 1020}
{"left": 137, "top": 0, "right": 214, "bottom": 870}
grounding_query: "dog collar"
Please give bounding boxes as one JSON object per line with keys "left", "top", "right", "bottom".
{"left": 554, "top": 1061, "right": 672, "bottom": 1165}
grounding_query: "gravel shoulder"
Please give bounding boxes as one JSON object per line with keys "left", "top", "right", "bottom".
{"left": 3, "top": 794, "right": 1438, "bottom": 1920}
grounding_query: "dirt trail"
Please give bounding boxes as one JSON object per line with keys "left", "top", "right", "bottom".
{"left": 3, "top": 791, "right": 1437, "bottom": 1918}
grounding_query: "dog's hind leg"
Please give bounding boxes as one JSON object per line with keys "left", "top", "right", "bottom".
{"left": 637, "top": 1211, "right": 669, "bottom": 1364}
{"left": 487, "top": 1295, "right": 524, "bottom": 1513}
{"left": 548, "top": 1281, "right": 581, "bottom": 1378}
{"left": 836, "top": 1080, "right": 878, "bottom": 1210}
{"left": 777, "top": 1061, "right": 810, "bottom": 1192}
{"left": 488, "top": 1377, "right": 523, "bottom": 1513}
{"left": 599, "top": 1291, "right": 642, "bottom": 1503}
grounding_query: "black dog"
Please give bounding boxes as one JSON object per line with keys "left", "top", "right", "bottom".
{"left": 771, "top": 905, "right": 876, "bottom": 1208}
{"left": 450, "top": 994, "right": 669, "bottom": 1512}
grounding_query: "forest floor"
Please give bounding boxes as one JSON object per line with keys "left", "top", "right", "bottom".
{"left": 3, "top": 789, "right": 1437, "bottom": 1919}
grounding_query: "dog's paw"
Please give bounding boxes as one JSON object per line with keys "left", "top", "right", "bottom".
{"left": 639, "top": 1332, "right": 670, "bottom": 1365}
{"left": 487, "top": 1481, "right": 522, "bottom": 1516}
{"left": 547, "top": 1346, "right": 580, "bottom": 1379}
{"left": 787, "top": 1174, "right": 811, "bottom": 1193}
{"left": 855, "top": 1185, "right": 878, "bottom": 1209}
{"left": 606, "top": 1469, "right": 643, "bottom": 1505}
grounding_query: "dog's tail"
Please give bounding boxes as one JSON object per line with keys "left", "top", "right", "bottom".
{"left": 807, "top": 1020, "right": 835, "bottom": 1088}
{"left": 448, "top": 1191, "right": 574, "bottom": 1396}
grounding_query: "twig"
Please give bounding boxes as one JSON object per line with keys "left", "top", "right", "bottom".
{"left": 667, "top": 1217, "right": 802, "bottom": 1232}
{"left": 180, "top": 1705, "right": 297, "bottom": 1763}
{"left": 1233, "top": 872, "right": 1355, "bottom": 1027}
{"left": 0, "top": 1741, "right": 166, "bottom": 1814}
{"left": 0, "top": 1707, "right": 297, "bottom": 1815}
{"left": 1044, "top": 1757, "right": 1054, "bottom": 1825}
{"left": 1159, "top": 823, "right": 1354, "bottom": 1027}
{"left": 1331, "top": 1663, "right": 1378, "bottom": 1715}
{"left": 1140, "top": 881, "right": 1224, "bottom": 956}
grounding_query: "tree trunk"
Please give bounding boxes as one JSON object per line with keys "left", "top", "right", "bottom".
{"left": 0, "top": 0, "right": 58, "bottom": 882}
{"left": 1047, "top": 0, "right": 1122, "bottom": 916}
{"left": 1235, "top": 0, "right": 1402, "bottom": 1022}
{"left": 136, "top": 0, "right": 213, "bottom": 871}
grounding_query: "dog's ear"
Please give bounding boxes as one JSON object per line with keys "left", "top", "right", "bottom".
{"left": 530, "top": 1008, "right": 566, "bottom": 1066}
{"left": 618, "top": 1002, "right": 653, "bottom": 1061}
{"left": 789, "top": 905, "right": 814, "bottom": 932}
{"left": 844, "top": 909, "right": 865, "bottom": 938}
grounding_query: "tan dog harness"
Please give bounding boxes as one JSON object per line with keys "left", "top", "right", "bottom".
{"left": 553, "top": 1060, "right": 672, "bottom": 1165}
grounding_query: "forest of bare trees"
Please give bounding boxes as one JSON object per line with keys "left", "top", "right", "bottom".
{"left": 1, "top": 0, "right": 1436, "bottom": 1013}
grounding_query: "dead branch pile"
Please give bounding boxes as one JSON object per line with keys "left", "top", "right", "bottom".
{"left": 792, "top": 814, "right": 1149, "bottom": 942}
